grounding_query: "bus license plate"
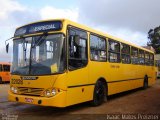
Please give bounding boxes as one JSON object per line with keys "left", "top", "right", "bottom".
{"left": 25, "top": 98, "right": 33, "bottom": 103}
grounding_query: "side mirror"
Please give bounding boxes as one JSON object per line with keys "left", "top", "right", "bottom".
{"left": 6, "top": 43, "right": 9, "bottom": 53}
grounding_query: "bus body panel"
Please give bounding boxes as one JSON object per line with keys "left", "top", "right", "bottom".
{"left": 9, "top": 74, "right": 68, "bottom": 107}
{"left": 8, "top": 90, "right": 67, "bottom": 107}
{"left": 88, "top": 61, "right": 155, "bottom": 95}
{"left": 10, "top": 75, "right": 58, "bottom": 89}
{"left": 88, "top": 62, "right": 142, "bottom": 95}
{"left": 66, "top": 66, "right": 92, "bottom": 106}
{"left": 66, "top": 85, "right": 94, "bottom": 106}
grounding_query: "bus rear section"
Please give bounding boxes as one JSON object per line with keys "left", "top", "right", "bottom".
{"left": 0, "top": 62, "right": 11, "bottom": 83}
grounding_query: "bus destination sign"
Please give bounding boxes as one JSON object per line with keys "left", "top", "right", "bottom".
{"left": 14, "top": 21, "right": 62, "bottom": 37}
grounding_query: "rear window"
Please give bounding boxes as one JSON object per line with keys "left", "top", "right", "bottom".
{"left": 3, "top": 65, "right": 10, "bottom": 72}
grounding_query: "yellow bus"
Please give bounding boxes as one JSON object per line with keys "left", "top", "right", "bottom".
{"left": 0, "top": 62, "right": 11, "bottom": 83}
{"left": 8, "top": 19, "right": 156, "bottom": 107}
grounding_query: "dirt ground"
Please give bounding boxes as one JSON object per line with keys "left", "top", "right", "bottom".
{"left": 0, "top": 80, "right": 160, "bottom": 120}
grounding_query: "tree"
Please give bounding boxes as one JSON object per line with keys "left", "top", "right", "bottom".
{"left": 148, "top": 26, "right": 160, "bottom": 54}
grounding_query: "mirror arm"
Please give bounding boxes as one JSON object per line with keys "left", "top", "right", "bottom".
{"left": 5, "top": 36, "right": 14, "bottom": 45}
{"left": 5, "top": 36, "right": 14, "bottom": 53}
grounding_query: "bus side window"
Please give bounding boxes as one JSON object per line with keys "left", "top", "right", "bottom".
{"left": 139, "top": 50, "right": 145, "bottom": 65}
{"left": 108, "top": 39, "right": 120, "bottom": 63}
{"left": 68, "top": 27, "right": 88, "bottom": 70}
{"left": 145, "top": 52, "right": 150, "bottom": 66}
{"left": 121, "top": 43, "right": 131, "bottom": 64}
{"left": 3, "top": 65, "right": 10, "bottom": 72}
{"left": 131, "top": 47, "right": 139, "bottom": 64}
{"left": 90, "top": 34, "right": 106, "bottom": 61}
{"left": 150, "top": 53, "right": 154, "bottom": 66}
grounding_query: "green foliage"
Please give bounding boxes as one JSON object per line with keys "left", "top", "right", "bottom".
{"left": 148, "top": 26, "right": 160, "bottom": 54}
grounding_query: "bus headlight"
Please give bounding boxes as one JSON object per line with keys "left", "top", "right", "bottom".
{"left": 10, "top": 86, "right": 18, "bottom": 94}
{"left": 14, "top": 88, "right": 18, "bottom": 93}
{"left": 51, "top": 89, "right": 57, "bottom": 96}
{"left": 45, "top": 90, "right": 51, "bottom": 97}
{"left": 43, "top": 88, "right": 59, "bottom": 97}
{"left": 11, "top": 86, "right": 14, "bottom": 92}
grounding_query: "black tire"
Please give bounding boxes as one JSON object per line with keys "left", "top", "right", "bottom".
{"left": 91, "top": 81, "right": 107, "bottom": 106}
{"left": 143, "top": 76, "right": 148, "bottom": 89}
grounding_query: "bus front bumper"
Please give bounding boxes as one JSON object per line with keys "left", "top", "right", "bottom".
{"left": 8, "top": 90, "right": 67, "bottom": 107}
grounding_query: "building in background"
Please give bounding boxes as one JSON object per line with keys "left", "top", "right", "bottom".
{"left": 142, "top": 46, "right": 155, "bottom": 53}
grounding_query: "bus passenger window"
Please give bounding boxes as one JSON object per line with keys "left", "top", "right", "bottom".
{"left": 3, "top": 65, "right": 10, "bottom": 72}
{"left": 68, "top": 28, "right": 88, "bottom": 70}
{"left": 131, "top": 47, "right": 139, "bottom": 64}
{"left": 145, "top": 52, "right": 150, "bottom": 65}
{"left": 90, "top": 35, "right": 106, "bottom": 61}
{"left": 139, "top": 50, "right": 145, "bottom": 65}
{"left": 121, "top": 43, "right": 131, "bottom": 64}
{"left": 150, "top": 53, "right": 154, "bottom": 66}
{"left": 108, "top": 40, "right": 120, "bottom": 63}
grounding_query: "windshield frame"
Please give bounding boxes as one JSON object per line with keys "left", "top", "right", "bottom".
{"left": 11, "top": 33, "right": 67, "bottom": 76}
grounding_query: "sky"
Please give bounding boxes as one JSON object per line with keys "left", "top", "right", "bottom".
{"left": 0, "top": 0, "right": 160, "bottom": 62}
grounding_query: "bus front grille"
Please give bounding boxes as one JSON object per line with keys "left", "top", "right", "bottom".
{"left": 18, "top": 87, "right": 44, "bottom": 96}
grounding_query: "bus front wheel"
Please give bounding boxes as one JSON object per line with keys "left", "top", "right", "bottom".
{"left": 91, "top": 81, "right": 106, "bottom": 106}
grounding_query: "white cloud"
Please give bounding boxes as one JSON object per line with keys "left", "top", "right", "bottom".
{"left": 0, "top": 0, "right": 28, "bottom": 62}
{"left": 40, "top": 6, "right": 79, "bottom": 22}
{"left": 90, "top": 25, "right": 147, "bottom": 46}
{"left": 111, "top": 29, "right": 147, "bottom": 46}
{"left": 0, "top": 0, "right": 25, "bottom": 20}
{"left": 0, "top": 0, "right": 36, "bottom": 62}
{"left": 78, "top": 0, "right": 160, "bottom": 46}
{"left": 79, "top": 0, "right": 160, "bottom": 33}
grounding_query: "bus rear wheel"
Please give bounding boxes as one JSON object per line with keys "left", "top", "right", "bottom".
{"left": 91, "top": 81, "right": 106, "bottom": 106}
{"left": 143, "top": 76, "right": 148, "bottom": 89}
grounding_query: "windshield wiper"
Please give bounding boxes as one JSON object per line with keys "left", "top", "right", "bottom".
{"left": 29, "top": 32, "right": 48, "bottom": 74}
{"left": 32, "top": 32, "right": 48, "bottom": 48}
{"left": 5, "top": 36, "right": 15, "bottom": 53}
{"left": 21, "top": 36, "right": 28, "bottom": 62}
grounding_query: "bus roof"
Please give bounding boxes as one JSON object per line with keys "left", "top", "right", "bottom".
{"left": 15, "top": 19, "right": 154, "bottom": 54}
{"left": 0, "top": 62, "right": 11, "bottom": 65}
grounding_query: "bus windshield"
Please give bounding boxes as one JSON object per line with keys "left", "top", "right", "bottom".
{"left": 12, "top": 34, "right": 65, "bottom": 75}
